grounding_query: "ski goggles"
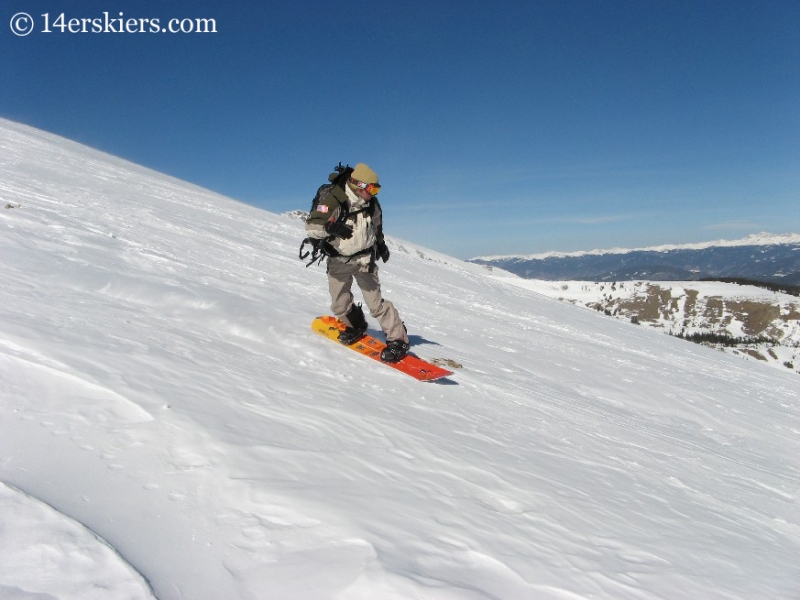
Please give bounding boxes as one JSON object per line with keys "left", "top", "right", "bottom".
{"left": 350, "top": 178, "right": 381, "bottom": 195}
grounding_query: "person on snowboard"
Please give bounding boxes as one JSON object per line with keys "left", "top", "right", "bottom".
{"left": 305, "top": 163, "right": 410, "bottom": 363}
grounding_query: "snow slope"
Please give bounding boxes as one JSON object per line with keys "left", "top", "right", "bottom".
{"left": 1, "top": 119, "right": 799, "bottom": 600}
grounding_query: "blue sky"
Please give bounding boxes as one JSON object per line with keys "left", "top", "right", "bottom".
{"left": 3, "top": 0, "right": 798, "bottom": 258}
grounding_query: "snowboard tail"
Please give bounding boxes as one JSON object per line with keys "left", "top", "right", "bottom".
{"left": 311, "top": 316, "right": 453, "bottom": 382}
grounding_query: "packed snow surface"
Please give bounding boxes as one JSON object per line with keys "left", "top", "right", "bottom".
{"left": 1, "top": 119, "right": 799, "bottom": 599}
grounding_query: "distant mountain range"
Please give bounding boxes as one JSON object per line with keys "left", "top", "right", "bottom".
{"left": 470, "top": 233, "right": 800, "bottom": 284}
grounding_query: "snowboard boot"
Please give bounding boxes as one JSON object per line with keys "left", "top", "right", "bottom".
{"left": 338, "top": 304, "right": 368, "bottom": 345}
{"left": 380, "top": 339, "right": 410, "bottom": 363}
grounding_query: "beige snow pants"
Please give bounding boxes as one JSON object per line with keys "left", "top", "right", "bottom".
{"left": 327, "top": 255, "right": 408, "bottom": 343}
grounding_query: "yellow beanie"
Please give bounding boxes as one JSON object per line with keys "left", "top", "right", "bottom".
{"left": 351, "top": 163, "right": 379, "bottom": 185}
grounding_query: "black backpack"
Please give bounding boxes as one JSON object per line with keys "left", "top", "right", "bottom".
{"left": 299, "top": 163, "right": 352, "bottom": 267}
{"left": 308, "top": 162, "right": 353, "bottom": 216}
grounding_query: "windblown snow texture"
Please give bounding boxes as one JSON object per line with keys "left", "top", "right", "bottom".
{"left": 1, "top": 119, "right": 798, "bottom": 599}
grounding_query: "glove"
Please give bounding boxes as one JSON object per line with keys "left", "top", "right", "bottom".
{"left": 324, "top": 220, "right": 353, "bottom": 239}
{"left": 377, "top": 242, "right": 390, "bottom": 263}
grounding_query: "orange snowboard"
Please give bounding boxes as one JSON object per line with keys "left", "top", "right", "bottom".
{"left": 311, "top": 316, "right": 453, "bottom": 382}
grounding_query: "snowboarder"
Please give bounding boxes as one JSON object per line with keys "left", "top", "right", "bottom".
{"left": 305, "top": 163, "right": 410, "bottom": 363}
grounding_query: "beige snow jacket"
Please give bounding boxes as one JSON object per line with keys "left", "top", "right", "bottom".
{"left": 305, "top": 180, "right": 384, "bottom": 261}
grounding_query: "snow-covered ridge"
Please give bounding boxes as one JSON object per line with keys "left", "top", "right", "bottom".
{"left": 474, "top": 232, "right": 800, "bottom": 261}
{"left": 497, "top": 277, "right": 800, "bottom": 374}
